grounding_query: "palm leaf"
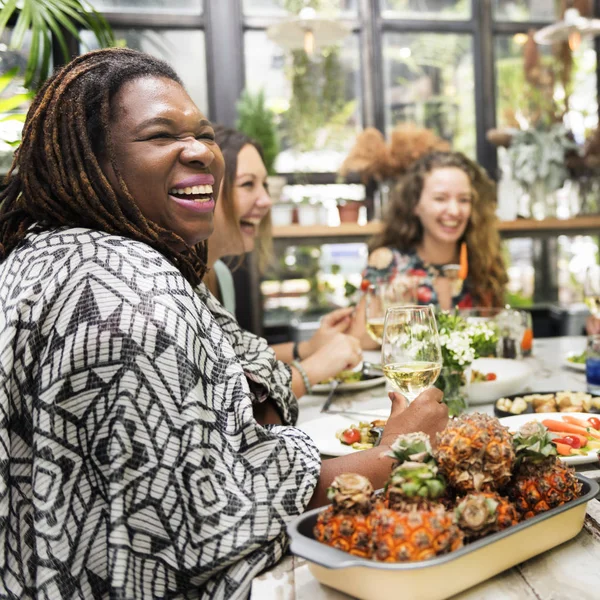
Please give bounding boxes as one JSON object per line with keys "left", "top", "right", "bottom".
{"left": 0, "top": 66, "right": 19, "bottom": 96}
{"left": 0, "top": 0, "right": 116, "bottom": 89}
{"left": 0, "top": 93, "right": 32, "bottom": 112}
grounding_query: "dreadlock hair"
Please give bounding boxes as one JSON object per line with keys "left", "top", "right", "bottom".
{"left": 0, "top": 47, "right": 209, "bottom": 285}
{"left": 369, "top": 151, "right": 508, "bottom": 307}
{"left": 212, "top": 124, "right": 273, "bottom": 272}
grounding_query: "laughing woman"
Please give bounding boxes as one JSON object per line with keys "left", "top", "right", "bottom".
{"left": 351, "top": 151, "right": 508, "bottom": 348}
{"left": 0, "top": 49, "right": 447, "bottom": 599}
{"left": 205, "top": 125, "right": 362, "bottom": 403}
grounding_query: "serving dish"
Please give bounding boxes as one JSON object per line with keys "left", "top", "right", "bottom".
{"left": 494, "top": 391, "right": 600, "bottom": 419}
{"left": 467, "top": 358, "right": 531, "bottom": 405}
{"left": 498, "top": 412, "right": 600, "bottom": 466}
{"left": 288, "top": 475, "right": 598, "bottom": 600}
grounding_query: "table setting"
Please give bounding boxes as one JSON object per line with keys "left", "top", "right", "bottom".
{"left": 253, "top": 328, "right": 600, "bottom": 600}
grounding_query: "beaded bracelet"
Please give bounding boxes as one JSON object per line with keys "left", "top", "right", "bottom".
{"left": 291, "top": 360, "right": 312, "bottom": 395}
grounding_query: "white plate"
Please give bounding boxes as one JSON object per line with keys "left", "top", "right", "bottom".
{"left": 563, "top": 352, "right": 586, "bottom": 372}
{"left": 297, "top": 408, "right": 389, "bottom": 456}
{"left": 468, "top": 358, "right": 531, "bottom": 405}
{"left": 311, "top": 375, "right": 386, "bottom": 394}
{"left": 498, "top": 412, "right": 600, "bottom": 465}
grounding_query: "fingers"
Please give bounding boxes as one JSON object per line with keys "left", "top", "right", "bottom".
{"left": 388, "top": 391, "right": 408, "bottom": 413}
{"left": 322, "top": 307, "right": 354, "bottom": 329}
{"left": 414, "top": 387, "right": 444, "bottom": 405}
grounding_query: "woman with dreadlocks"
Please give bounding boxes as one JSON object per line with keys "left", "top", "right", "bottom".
{"left": 0, "top": 48, "right": 448, "bottom": 599}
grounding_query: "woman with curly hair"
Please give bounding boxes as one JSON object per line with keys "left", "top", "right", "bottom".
{"left": 352, "top": 151, "right": 508, "bottom": 346}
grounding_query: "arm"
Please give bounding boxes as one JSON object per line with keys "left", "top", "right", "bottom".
{"left": 307, "top": 388, "right": 449, "bottom": 508}
{"left": 272, "top": 307, "right": 354, "bottom": 363}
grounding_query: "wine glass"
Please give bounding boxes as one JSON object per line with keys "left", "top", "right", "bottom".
{"left": 584, "top": 265, "right": 600, "bottom": 317}
{"left": 365, "top": 278, "right": 418, "bottom": 345}
{"left": 381, "top": 305, "right": 442, "bottom": 403}
{"left": 364, "top": 284, "right": 387, "bottom": 345}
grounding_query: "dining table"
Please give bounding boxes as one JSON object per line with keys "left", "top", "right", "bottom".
{"left": 251, "top": 336, "right": 600, "bottom": 600}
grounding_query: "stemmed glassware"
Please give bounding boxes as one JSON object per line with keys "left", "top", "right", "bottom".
{"left": 365, "top": 277, "right": 419, "bottom": 345}
{"left": 381, "top": 305, "right": 442, "bottom": 403}
{"left": 584, "top": 265, "right": 600, "bottom": 317}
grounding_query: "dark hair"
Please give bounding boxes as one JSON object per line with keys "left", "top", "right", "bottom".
{"left": 212, "top": 124, "right": 272, "bottom": 270}
{"left": 370, "top": 151, "right": 508, "bottom": 307}
{"left": 0, "top": 47, "right": 209, "bottom": 285}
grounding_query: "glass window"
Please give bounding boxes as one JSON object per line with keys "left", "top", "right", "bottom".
{"left": 244, "top": 31, "right": 362, "bottom": 173}
{"left": 242, "top": 0, "right": 357, "bottom": 17}
{"left": 504, "top": 238, "right": 535, "bottom": 306}
{"left": 493, "top": 0, "right": 560, "bottom": 21}
{"left": 80, "top": 29, "right": 208, "bottom": 116}
{"left": 558, "top": 235, "right": 599, "bottom": 305}
{"left": 90, "top": 0, "right": 202, "bottom": 13}
{"left": 495, "top": 35, "right": 597, "bottom": 137}
{"left": 382, "top": 32, "right": 475, "bottom": 157}
{"left": 381, "top": 0, "right": 470, "bottom": 20}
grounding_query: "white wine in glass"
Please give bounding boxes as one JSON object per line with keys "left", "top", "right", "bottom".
{"left": 364, "top": 284, "right": 387, "bottom": 345}
{"left": 381, "top": 305, "right": 442, "bottom": 403}
{"left": 585, "top": 265, "right": 600, "bottom": 317}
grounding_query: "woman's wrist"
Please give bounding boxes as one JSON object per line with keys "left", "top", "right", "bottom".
{"left": 297, "top": 340, "right": 311, "bottom": 359}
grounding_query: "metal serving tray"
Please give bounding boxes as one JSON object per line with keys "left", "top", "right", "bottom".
{"left": 288, "top": 475, "right": 599, "bottom": 600}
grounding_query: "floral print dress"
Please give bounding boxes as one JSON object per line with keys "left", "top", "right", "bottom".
{"left": 362, "top": 247, "right": 474, "bottom": 308}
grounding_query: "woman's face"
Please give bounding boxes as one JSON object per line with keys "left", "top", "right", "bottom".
{"left": 102, "top": 76, "right": 224, "bottom": 248}
{"left": 213, "top": 143, "right": 272, "bottom": 257}
{"left": 413, "top": 167, "right": 472, "bottom": 246}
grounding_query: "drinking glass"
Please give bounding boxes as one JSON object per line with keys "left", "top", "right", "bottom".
{"left": 365, "top": 277, "right": 418, "bottom": 345}
{"left": 381, "top": 305, "right": 442, "bottom": 403}
{"left": 584, "top": 265, "right": 600, "bottom": 317}
{"left": 586, "top": 334, "right": 600, "bottom": 394}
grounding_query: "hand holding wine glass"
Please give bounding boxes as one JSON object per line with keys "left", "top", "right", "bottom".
{"left": 381, "top": 305, "right": 442, "bottom": 403}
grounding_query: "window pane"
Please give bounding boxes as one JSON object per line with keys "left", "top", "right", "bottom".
{"left": 382, "top": 32, "right": 475, "bottom": 157}
{"left": 90, "top": 0, "right": 202, "bottom": 13}
{"left": 244, "top": 31, "right": 363, "bottom": 173}
{"left": 504, "top": 238, "right": 534, "bottom": 306}
{"left": 381, "top": 0, "right": 470, "bottom": 20}
{"left": 80, "top": 29, "right": 208, "bottom": 116}
{"left": 495, "top": 35, "right": 597, "bottom": 137}
{"left": 558, "top": 235, "right": 599, "bottom": 305}
{"left": 242, "top": 0, "right": 356, "bottom": 17}
{"left": 493, "top": 0, "right": 560, "bottom": 21}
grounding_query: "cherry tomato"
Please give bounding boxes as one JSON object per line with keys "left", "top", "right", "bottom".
{"left": 588, "top": 417, "right": 600, "bottom": 431}
{"left": 360, "top": 279, "right": 371, "bottom": 292}
{"left": 417, "top": 286, "right": 432, "bottom": 303}
{"left": 486, "top": 372, "right": 497, "bottom": 381}
{"left": 562, "top": 435, "right": 582, "bottom": 449}
{"left": 341, "top": 428, "right": 361, "bottom": 445}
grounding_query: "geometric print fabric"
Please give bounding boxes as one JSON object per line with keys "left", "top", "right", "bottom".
{"left": 0, "top": 228, "right": 320, "bottom": 599}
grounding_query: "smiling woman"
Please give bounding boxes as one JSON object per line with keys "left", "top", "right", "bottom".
{"left": 0, "top": 47, "right": 451, "bottom": 600}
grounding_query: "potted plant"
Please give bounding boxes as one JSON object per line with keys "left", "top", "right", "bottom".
{"left": 236, "top": 89, "right": 288, "bottom": 201}
{"left": 336, "top": 198, "right": 363, "bottom": 223}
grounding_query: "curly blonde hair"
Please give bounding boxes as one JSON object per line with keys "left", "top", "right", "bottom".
{"left": 369, "top": 151, "right": 508, "bottom": 307}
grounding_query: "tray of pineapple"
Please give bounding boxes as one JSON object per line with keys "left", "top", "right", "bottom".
{"left": 288, "top": 413, "right": 599, "bottom": 600}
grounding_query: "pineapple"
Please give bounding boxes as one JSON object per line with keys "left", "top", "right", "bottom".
{"left": 314, "top": 473, "right": 375, "bottom": 558}
{"left": 435, "top": 413, "right": 515, "bottom": 494}
{"left": 507, "top": 421, "right": 582, "bottom": 519}
{"left": 455, "top": 492, "right": 519, "bottom": 541}
{"left": 370, "top": 434, "right": 464, "bottom": 562}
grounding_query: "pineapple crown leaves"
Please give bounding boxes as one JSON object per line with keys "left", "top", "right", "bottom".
{"left": 512, "top": 421, "right": 557, "bottom": 464}
{"left": 455, "top": 494, "right": 499, "bottom": 531}
{"left": 326, "top": 473, "right": 374, "bottom": 513}
{"left": 385, "top": 462, "right": 446, "bottom": 500}
{"left": 386, "top": 432, "right": 434, "bottom": 465}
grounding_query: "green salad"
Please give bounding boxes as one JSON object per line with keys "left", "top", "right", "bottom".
{"left": 567, "top": 351, "right": 587, "bottom": 364}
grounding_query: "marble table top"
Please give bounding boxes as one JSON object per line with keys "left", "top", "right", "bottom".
{"left": 251, "top": 336, "right": 600, "bottom": 600}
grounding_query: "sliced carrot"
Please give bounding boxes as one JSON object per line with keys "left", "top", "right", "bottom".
{"left": 561, "top": 415, "right": 594, "bottom": 429}
{"left": 554, "top": 442, "right": 574, "bottom": 456}
{"left": 541, "top": 419, "right": 600, "bottom": 440}
{"left": 458, "top": 242, "right": 468, "bottom": 280}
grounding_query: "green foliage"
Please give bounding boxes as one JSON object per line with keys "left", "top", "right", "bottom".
{"left": 0, "top": 67, "right": 34, "bottom": 147}
{"left": 507, "top": 125, "right": 578, "bottom": 193}
{"left": 0, "top": 0, "right": 115, "bottom": 90}
{"left": 236, "top": 89, "right": 280, "bottom": 176}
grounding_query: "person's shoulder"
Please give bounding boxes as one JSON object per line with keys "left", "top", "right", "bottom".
{"left": 7, "top": 227, "right": 190, "bottom": 299}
